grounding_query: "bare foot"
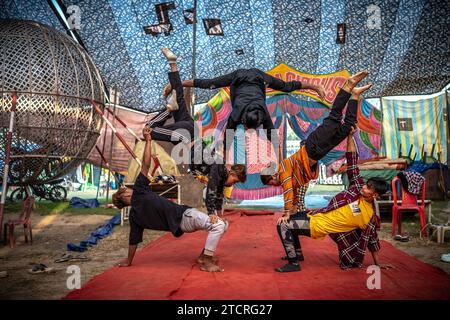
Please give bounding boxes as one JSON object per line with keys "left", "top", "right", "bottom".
{"left": 352, "top": 83, "right": 373, "bottom": 97}
{"left": 116, "top": 258, "right": 131, "bottom": 267}
{"left": 161, "top": 48, "right": 177, "bottom": 62}
{"left": 200, "top": 261, "right": 223, "bottom": 272}
{"left": 198, "top": 255, "right": 223, "bottom": 272}
{"left": 345, "top": 71, "right": 369, "bottom": 90}
{"left": 197, "top": 253, "right": 219, "bottom": 264}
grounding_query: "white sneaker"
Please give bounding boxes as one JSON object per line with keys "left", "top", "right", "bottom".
{"left": 161, "top": 48, "right": 177, "bottom": 63}
{"left": 166, "top": 90, "right": 178, "bottom": 112}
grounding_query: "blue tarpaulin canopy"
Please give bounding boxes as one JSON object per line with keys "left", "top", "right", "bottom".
{"left": 1, "top": 0, "right": 448, "bottom": 111}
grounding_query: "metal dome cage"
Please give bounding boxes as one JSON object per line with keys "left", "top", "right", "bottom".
{"left": 0, "top": 19, "right": 105, "bottom": 186}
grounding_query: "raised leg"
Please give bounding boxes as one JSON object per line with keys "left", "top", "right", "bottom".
{"left": 304, "top": 72, "right": 371, "bottom": 161}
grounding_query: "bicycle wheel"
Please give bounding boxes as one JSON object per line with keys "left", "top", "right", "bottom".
{"left": 9, "top": 187, "right": 27, "bottom": 202}
{"left": 49, "top": 186, "right": 67, "bottom": 202}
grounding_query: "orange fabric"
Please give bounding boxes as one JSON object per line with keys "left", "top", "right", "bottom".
{"left": 278, "top": 145, "right": 319, "bottom": 211}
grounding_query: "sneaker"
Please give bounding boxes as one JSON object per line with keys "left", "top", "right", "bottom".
{"left": 166, "top": 90, "right": 178, "bottom": 112}
{"left": 275, "top": 263, "right": 301, "bottom": 273}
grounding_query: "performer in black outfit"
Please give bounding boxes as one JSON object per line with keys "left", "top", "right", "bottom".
{"left": 164, "top": 68, "right": 326, "bottom": 153}
{"left": 113, "top": 126, "right": 228, "bottom": 272}
{"left": 146, "top": 48, "right": 194, "bottom": 146}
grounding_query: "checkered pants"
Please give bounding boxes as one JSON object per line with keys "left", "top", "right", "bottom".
{"left": 277, "top": 211, "right": 311, "bottom": 263}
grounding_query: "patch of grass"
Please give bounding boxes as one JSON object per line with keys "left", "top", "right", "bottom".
{"left": 5, "top": 199, "right": 119, "bottom": 216}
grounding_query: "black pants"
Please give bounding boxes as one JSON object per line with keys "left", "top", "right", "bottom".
{"left": 305, "top": 89, "right": 356, "bottom": 161}
{"left": 148, "top": 71, "right": 194, "bottom": 145}
{"left": 277, "top": 211, "right": 311, "bottom": 264}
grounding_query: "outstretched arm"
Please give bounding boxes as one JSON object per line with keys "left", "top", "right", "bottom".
{"left": 141, "top": 127, "right": 152, "bottom": 177}
{"left": 164, "top": 71, "right": 237, "bottom": 96}
{"left": 370, "top": 250, "right": 393, "bottom": 270}
{"left": 181, "top": 71, "right": 238, "bottom": 89}
{"left": 118, "top": 245, "right": 137, "bottom": 267}
{"left": 347, "top": 128, "right": 357, "bottom": 152}
{"left": 118, "top": 220, "right": 144, "bottom": 267}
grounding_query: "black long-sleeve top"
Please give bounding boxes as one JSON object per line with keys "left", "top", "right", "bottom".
{"left": 194, "top": 68, "right": 302, "bottom": 129}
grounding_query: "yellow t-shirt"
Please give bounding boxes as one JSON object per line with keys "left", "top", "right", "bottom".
{"left": 308, "top": 198, "right": 374, "bottom": 240}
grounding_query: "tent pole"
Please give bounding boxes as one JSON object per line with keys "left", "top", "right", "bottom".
{"left": 0, "top": 91, "right": 17, "bottom": 240}
{"left": 90, "top": 100, "right": 142, "bottom": 167}
{"left": 379, "top": 97, "right": 385, "bottom": 157}
{"left": 104, "top": 107, "right": 140, "bottom": 141}
{"left": 95, "top": 113, "right": 109, "bottom": 199}
{"left": 95, "top": 145, "right": 121, "bottom": 186}
{"left": 190, "top": 0, "right": 197, "bottom": 115}
{"left": 106, "top": 89, "right": 118, "bottom": 203}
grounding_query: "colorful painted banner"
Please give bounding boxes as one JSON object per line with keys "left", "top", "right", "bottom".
{"left": 194, "top": 63, "right": 381, "bottom": 200}
{"left": 381, "top": 92, "right": 447, "bottom": 163}
{"left": 266, "top": 63, "right": 350, "bottom": 107}
{"left": 267, "top": 94, "right": 381, "bottom": 165}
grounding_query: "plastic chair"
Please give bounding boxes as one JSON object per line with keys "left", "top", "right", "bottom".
{"left": 3, "top": 196, "right": 35, "bottom": 248}
{"left": 391, "top": 177, "right": 426, "bottom": 238}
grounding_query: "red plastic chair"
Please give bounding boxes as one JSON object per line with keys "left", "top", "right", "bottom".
{"left": 3, "top": 196, "right": 35, "bottom": 248}
{"left": 391, "top": 177, "right": 426, "bottom": 238}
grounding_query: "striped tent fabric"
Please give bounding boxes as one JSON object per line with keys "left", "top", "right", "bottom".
{"left": 381, "top": 92, "right": 448, "bottom": 163}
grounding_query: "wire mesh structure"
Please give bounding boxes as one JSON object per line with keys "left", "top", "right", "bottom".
{"left": 0, "top": 19, "right": 105, "bottom": 186}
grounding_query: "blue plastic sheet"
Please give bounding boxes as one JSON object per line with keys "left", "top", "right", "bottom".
{"left": 406, "top": 161, "right": 443, "bottom": 174}
{"left": 67, "top": 214, "right": 121, "bottom": 252}
{"left": 69, "top": 197, "right": 99, "bottom": 208}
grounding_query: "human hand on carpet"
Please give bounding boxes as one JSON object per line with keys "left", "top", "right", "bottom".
{"left": 117, "top": 258, "right": 131, "bottom": 267}
{"left": 377, "top": 263, "right": 394, "bottom": 270}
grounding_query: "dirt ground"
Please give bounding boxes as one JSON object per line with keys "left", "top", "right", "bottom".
{"left": 1, "top": 206, "right": 449, "bottom": 300}
{"left": 379, "top": 222, "right": 450, "bottom": 274}
{"left": 0, "top": 211, "right": 164, "bottom": 300}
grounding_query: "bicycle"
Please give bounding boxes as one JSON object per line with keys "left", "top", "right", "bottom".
{"left": 9, "top": 179, "right": 67, "bottom": 202}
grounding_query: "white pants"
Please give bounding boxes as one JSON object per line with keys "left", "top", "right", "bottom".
{"left": 180, "top": 208, "right": 228, "bottom": 255}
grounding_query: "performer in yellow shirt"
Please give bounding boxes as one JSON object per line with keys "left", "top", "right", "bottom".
{"left": 260, "top": 71, "right": 372, "bottom": 214}
{"left": 275, "top": 129, "right": 389, "bottom": 272}
{"left": 309, "top": 197, "right": 374, "bottom": 240}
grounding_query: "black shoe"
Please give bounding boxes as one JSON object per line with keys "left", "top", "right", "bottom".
{"left": 281, "top": 254, "right": 304, "bottom": 261}
{"left": 275, "top": 263, "right": 301, "bottom": 273}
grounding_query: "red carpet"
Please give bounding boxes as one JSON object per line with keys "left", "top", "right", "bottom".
{"left": 65, "top": 211, "right": 450, "bottom": 300}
